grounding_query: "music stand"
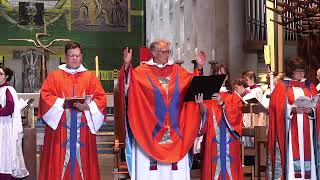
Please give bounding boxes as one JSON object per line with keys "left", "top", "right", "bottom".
{"left": 242, "top": 98, "right": 268, "bottom": 127}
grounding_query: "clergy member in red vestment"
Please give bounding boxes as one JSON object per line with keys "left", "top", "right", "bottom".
{"left": 199, "top": 64, "right": 243, "bottom": 180}
{"left": 38, "top": 42, "right": 106, "bottom": 180}
{"left": 267, "top": 57, "right": 320, "bottom": 179}
{"left": 119, "top": 40, "right": 206, "bottom": 180}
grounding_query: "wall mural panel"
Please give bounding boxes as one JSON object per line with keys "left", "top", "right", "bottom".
{"left": 71, "top": 0, "right": 129, "bottom": 32}
{"left": 0, "top": 0, "right": 66, "bottom": 31}
{"left": 0, "top": 0, "right": 145, "bottom": 92}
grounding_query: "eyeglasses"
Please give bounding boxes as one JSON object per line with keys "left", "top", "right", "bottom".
{"left": 157, "top": 50, "right": 171, "bottom": 55}
{"left": 67, "top": 54, "right": 82, "bottom": 58}
{"left": 293, "top": 69, "right": 305, "bottom": 74}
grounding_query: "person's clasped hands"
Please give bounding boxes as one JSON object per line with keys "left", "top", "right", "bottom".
{"left": 73, "top": 102, "right": 89, "bottom": 112}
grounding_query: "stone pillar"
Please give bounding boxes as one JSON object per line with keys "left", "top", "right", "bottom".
{"left": 146, "top": 0, "right": 255, "bottom": 77}
{"left": 228, "top": 0, "right": 245, "bottom": 78}
{"left": 215, "top": 0, "right": 229, "bottom": 67}
{"left": 146, "top": 0, "right": 219, "bottom": 74}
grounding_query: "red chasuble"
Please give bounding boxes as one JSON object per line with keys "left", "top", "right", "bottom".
{"left": 267, "top": 80, "right": 320, "bottom": 179}
{"left": 38, "top": 69, "right": 106, "bottom": 180}
{"left": 200, "top": 92, "right": 243, "bottom": 180}
{"left": 120, "top": 63, "right": 201, "bottom": 163}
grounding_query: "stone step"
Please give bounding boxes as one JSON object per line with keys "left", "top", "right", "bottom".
{"left": 97, "top": 148, "right": 114, "bottom": 154}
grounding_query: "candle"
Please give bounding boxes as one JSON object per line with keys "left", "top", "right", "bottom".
{"left": 264, "top": 45, "right": 271, "bottom": 65}
{"left": 177, "top": 47, "right": 181, "bottom": 60}
{"left": 30, "top": 104, "right": 34, "bottom": 128}
{"left": 195, "top": 48, "right": 198, "bottom": 58}
{"left": 95, "top": 56, "right": 99, "bottom": 78}
{"left": 212, "top": 49, "right": 215, "bottom": 61}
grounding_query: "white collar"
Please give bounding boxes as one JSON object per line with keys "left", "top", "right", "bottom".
{"left": 316, "top": 83, "right": 320, "bottom": 91}
{"left": 219, "top": 86, "right": 228, "bottom": 92}
{"left": 58, "top": 64, "right": 87, "bottom": 74}
{"left": 142, "top": 58, "right": 174, "bottom": 68}
{"left": 283, "top": 77, "right": 306, "bottom": 82}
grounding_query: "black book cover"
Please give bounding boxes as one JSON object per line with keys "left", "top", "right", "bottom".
{"left": 184, "top": 74, "right": 226, "bottom": 102}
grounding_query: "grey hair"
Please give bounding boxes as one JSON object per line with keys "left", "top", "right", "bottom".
{"left": 149, "top": 39, "right": 170, "bottom": 52}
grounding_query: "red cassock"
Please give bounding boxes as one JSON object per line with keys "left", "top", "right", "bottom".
{"left": 199, "top": 92, "right": 243, "bottom": 180}
{"left": 268, "top": 80, "right": 320, "bottom": 179}
{"left": 119, "top": 63, "right": 201, "bottom": 163}
{"left": 38, "top": 70, "right": 106, "bottom": 180}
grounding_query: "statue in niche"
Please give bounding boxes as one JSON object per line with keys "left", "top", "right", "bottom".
{"left": 20, "top": 49, "right": 41, "bottom": 92}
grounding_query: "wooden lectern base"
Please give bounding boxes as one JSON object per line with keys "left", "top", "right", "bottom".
{"left": 22, "top": 127, "right": 37, "bottom": 180}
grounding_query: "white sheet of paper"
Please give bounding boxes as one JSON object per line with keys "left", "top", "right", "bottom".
{"left": 293, "top": 95, "right": 319, "bottom": 108}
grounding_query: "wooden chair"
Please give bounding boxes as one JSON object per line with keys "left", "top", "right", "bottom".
{"left": 112, "top": 73, "right": 130, "bottom": 180}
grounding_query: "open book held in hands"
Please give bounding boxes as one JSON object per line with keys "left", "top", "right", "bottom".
{"left": 63, "top": 97, "right": 85, "bottom": 109}
{"left": 292, "top": 95, "right": 319, "bottom": 109}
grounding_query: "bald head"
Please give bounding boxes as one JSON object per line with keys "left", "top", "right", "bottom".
{"left": 149, "top": 39, "right": 171, "bottom": 64}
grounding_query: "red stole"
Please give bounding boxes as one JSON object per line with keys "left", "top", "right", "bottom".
{"left": 287, "top": 81, "right": 312, "bottom": 178}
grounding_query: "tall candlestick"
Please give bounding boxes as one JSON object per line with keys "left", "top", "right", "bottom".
{"left": 95, "top": 56, "right": 99, "bottom": 78}
{"left": 264, "top": 45, "right": 271, "bottom": 65}
{"left": 269, "top": 71, "right": 274, "bottom": 92}
{"left": 177, "top": 47, "right": 181, "bottom": 60}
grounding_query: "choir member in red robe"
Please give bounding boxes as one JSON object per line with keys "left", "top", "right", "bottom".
{"left": 199, "top": 64, "right": 243, "bottom": 180}
{"left": 267, "top": 57, "right": 320, "bottom": 179}
{"left": 38, "top": 42, "right": 106, "bottom": 180}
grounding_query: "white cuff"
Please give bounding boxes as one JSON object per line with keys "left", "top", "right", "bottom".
{"left": 308, "top": 108, "right": 316, "bottom": 120}
{"left": 42, "top": 98, "right": 65, "bottom": 130}
{"left": 287, "top": 104, "right": 293, "bottom": 119}
{"left": 84, "top": 101, "right": 105, "bottom": 134}
{"left": 199, "top": 109, "right": 207, "bottom": 135}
